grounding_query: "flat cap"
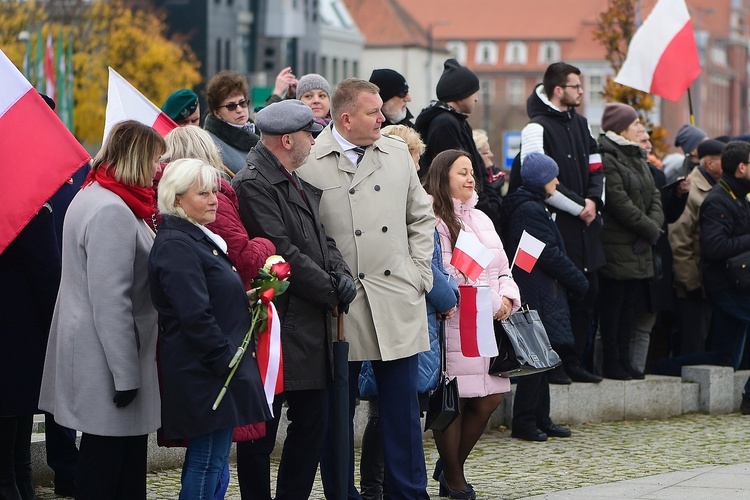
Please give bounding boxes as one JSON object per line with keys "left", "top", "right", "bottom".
{"left": 255, "top": 100, "right": 323, "bottom": 135}
{"left": 697, "top": 139, "right": 726, "bottom": 159}
{"left": 162, "top": 89, "right": 199, "bottom": 121}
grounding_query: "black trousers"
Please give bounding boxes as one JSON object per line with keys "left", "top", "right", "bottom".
{"left": 512, "top": 373, "right": 552, "bottom": 432}
{"left": 236, "top": 387, "right": 329, "bottom": 500}
{"left": 569, "top": 271, "right": 599, "bottom": 368}
{"left": 44, "top": 412, "right": 78, "bottom": 489}
{"left": 0, "top": 415, "right": 34, "bottom": 500}
{"left": 599, "top": 277, "right": 644, "bottom": 368}
{"left": 75, "top": 433, "right": 147, "bottom": 500}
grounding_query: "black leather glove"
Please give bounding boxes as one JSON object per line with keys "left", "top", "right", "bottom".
{"left": 632, "top": 238, "right": 651, "bottom": 254}
{"left": 331, "top": 272, "right": 356, "bottom": 312}
{"left": 113, "top": 389, "right": 138, "bottom": 408}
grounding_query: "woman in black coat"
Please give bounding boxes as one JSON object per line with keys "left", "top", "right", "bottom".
{"left": 149, "top": 159, "right": 270, "bottom": 499}
{"left": 502, "top": 152, "right": 589, "bottom": 441}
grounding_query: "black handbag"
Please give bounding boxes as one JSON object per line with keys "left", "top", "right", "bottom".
{"left": 424, "top": 321, "right": 461, "bottom": 432}
{"left": 488, "top": 321, "right": 521, "bottom": 375}
{"left": 490, "top": 305, "right": 561, "bottom": 377}
{"left": 726, "top": 249, "right": 750, "bottom": 291}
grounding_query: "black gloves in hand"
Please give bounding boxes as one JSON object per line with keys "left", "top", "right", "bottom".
{"left": 113, "top": 389, "right": 138, "bottom": 408}
{"left": 332, "top": 272, "right": 356, "bottom": 314}
{"left": 632, "top": 238, "right": 651, "bottom": 255}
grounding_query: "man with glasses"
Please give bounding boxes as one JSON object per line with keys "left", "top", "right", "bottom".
{"left": 510, "top": 61, "right": 605, "bottom": 385}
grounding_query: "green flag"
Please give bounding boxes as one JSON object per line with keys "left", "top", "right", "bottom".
{"left": 34, "top": 29, "right": 44, "bottom": 92}
{"left": 66, "top": 33, "right": 75, "bottom": 132}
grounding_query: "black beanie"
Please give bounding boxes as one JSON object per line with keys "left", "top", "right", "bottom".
{"left": 369, "top": 69, "right": 409, "bottom": 102}
{"left": 436, "top": 59, "right": 480, "bottom": 102}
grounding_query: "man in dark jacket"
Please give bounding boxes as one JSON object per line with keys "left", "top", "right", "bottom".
{"left": 415, "top": 58, "right": 504, "bottom": 231}
{"left": 369, "top": 68, "right": 415, "bottom": 128}
{"left": 510, "top": 62, "right": 605, "bottom": 383}
{"left": 231, "top": 99, "right": 356, "bottom": 499}
{"left": 656, "top": 141, "right": 750, "bottom": 413}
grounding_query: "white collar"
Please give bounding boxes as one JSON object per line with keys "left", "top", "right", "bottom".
{"left": 198, "top": 224, "right": 228, "bottom": 253}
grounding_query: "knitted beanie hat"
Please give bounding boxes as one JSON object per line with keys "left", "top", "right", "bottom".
{"left": 296, "top": 74, "right": 331, "bottom": 99}
{"left": 436, "top": 59, "right": 480, "bottom": 102}
{"left": 369, "top": 68, "right": 409, "bottom": 102}
{"left": 601, "top": 103, "right": 639, "bottom": 135}
{"left": 521, "top": 152, "right": 559, "bottom": 188}
{"left": 674, "top": 124, "right": 707, "bottom": 154}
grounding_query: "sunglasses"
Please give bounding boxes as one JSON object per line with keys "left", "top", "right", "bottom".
{"left": 218, "top": 99, "right": 250, "bottom": 112}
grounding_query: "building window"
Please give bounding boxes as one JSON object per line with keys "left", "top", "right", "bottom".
{"left": 353, "top": 60, "right": 359, "bottom": 79}
{"left": 343, "top": 59, "right": 349, "bottom": 79}
{"left": 479, "top": 79, "right": 494, "bottom": 102}
{"left": 475, "top": 41, "right": 498, "bottom": 66}
{"left": 505, "top": 41, "right": 527, "bottom": 65}
{"left": 225, "top": 39, "right": 231, "bottom": 70}
{"left": 587, "top": 74, "right": 604, "bottom": 105}
{"left": 216, "top": 39, "right": 222, "bottom": 73}
{"left": 506, "top": 77, "right": 524, "bottom": 105}
{"left": 445, "top": 41, "right": 467, "bottom": 65}
{"left": 538, "top": 41, "right": 560, "bottom": 65}
{"left": 311, "top": 52, "right": 317, "bottom": 73}
{"left": 332, "top": 58, "right": 338, "bottom": 84}
{"left": 320, "top": 56, "right": 327, "bottom": 80}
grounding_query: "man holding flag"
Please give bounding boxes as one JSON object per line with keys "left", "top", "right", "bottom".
{"left": 503, "top": 152, "right": 589, "bottom": 441}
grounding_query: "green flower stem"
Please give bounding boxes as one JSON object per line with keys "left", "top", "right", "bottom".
{"left": 212, "top": 301, "right": 263, "bottom": 411}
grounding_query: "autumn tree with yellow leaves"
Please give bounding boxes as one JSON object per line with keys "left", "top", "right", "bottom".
{"left": 593, "top": 0, "right": 668, "bottom": 156}
{"left": 0, "top": 0, "right": 201, "bottom": 146}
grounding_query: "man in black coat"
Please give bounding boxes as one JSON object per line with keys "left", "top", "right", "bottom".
{"left": 655, "top": 141, "right": 750, "bottom": 412}
{"left": 415, "top": 58, "right": 504, "bottom": 231}
{"left": 510, "top": 62, "right": 604, "bottom": 383}
{"left": 231, "top": 100, "right": 356, "bottom": 499}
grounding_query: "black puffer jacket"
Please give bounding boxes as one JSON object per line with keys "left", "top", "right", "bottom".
{"left": 502, "top": 187, "right": 589, "bottom": 348}
{"left": 700, "top": 174, "right": 750, "bottom": 294}
{"left": 509, "top": 84, "right": 606, "bottom": 273}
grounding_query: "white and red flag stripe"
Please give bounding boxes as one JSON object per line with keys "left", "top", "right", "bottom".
{"left": 589, "top": 153, "right": 602, "bottom": 173}
{"left": 104, "top": 67, "right": 177, "bottom": 142}
{"left": 0, "top": 48, "right": 90, "bottom": 253}
{"left": 458, "top": 285, "right": 497, "bottom": 358}
{"left": 451, "top": 229, "right": 495, "bottom": 281}
{"left": 256, "top": 301, "right": 283, "bottom": 416}
{"left": 513, "top": 230, "right": 546, "bottom": 274}
{"left": 614, "top": 0, "right": 700, "bottom": 102}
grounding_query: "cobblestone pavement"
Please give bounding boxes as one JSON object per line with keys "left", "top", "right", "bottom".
{"left": 34, "top": 412, "right": 750, "bottom": 499}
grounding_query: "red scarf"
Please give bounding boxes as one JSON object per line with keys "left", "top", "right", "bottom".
{"left": 84, "top": 164, "right": 156, "bottom": 220}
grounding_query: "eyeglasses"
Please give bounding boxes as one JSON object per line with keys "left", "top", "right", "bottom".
{"left": 561, "top": 84, "right": 583, "bottom": 90}
{"left": 218, "top": 99, "right": 249, "bottom": 112}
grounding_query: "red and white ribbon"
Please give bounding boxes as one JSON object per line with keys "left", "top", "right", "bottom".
{"left": 256, "top": 301, "right": 283, "bottom": 416}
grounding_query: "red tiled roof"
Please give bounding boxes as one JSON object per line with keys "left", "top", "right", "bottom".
{"left": 341, "top": 0, "right": 430, "bottom": 47}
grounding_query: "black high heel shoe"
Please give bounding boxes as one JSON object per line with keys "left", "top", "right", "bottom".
{"left": 433, "top": 458, "right": 442, "bottom": 481}
{"left": 438, "top": 472, "right": 476, "bottom": 499}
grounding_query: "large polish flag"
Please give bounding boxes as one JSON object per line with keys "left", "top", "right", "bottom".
{"left": 0, "top": 49, "right": 90, "bottom": 253}
{"left": 103, "top": 67, "right": 177, "bottom": 142}
{"left": 614, "top": 0, "right": 700, "bottom": 102}
{"left": 451, "top": 229, "right": 495, "bottom": 281}
{"left": 512, "top": 230, "right": 546, "bottom": 274}
{"left": 458, "top": 284, "right": 497, "bottom": 358}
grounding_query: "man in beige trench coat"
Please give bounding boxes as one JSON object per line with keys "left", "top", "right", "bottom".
{"left": 298, "top": 78, "right": 435, "bottom": 499}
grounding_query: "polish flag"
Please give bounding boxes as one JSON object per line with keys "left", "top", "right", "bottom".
{"left": 614, "top": 0, "right": 700, "bottom": 102}
{"left": 44, "top": 35, "right": 55, "bottom": 100}
{"left": 451, "top": 229, "right": 495, "bottom": 281}
{"left": 0, "top": 49, "right": 90, "bottom": 253}
{"left": 103, "top": 67, "right": 177, "bottom": 143}
{"left": 458, "top": 284, "right": 497, "bottom": 358}
{"left": 513, "top": 230, "right": 546, "bottom": 274}
{"left": 589, "top": 153, "right": 602, "bottom": 173}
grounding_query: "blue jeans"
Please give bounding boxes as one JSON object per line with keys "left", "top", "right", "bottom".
{"left": 180, "top": 427, "right": 233, "bottom": 500}
{"left": 656, "top": 289, "right": 750, "bottom": 395}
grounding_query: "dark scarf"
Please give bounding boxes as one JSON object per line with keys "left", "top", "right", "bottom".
{"left": 204, "top": 114, "right": 259, "bottom": 151}
{"left": 84, "top": 165, "right": 156, "bottom": 220}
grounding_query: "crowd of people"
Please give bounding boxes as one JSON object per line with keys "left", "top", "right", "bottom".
{"left": 3, "top": 56, "right": 750, "bottom": 500}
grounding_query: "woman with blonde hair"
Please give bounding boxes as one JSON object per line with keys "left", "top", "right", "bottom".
{"left": 162, "top": 126, "right": 275, "bottom": 289}
{"left": 149, "top": 159, "right": 271, "bottom": 499}
{"left": 39, "top": 120, "right": 165, "bottom": 499}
